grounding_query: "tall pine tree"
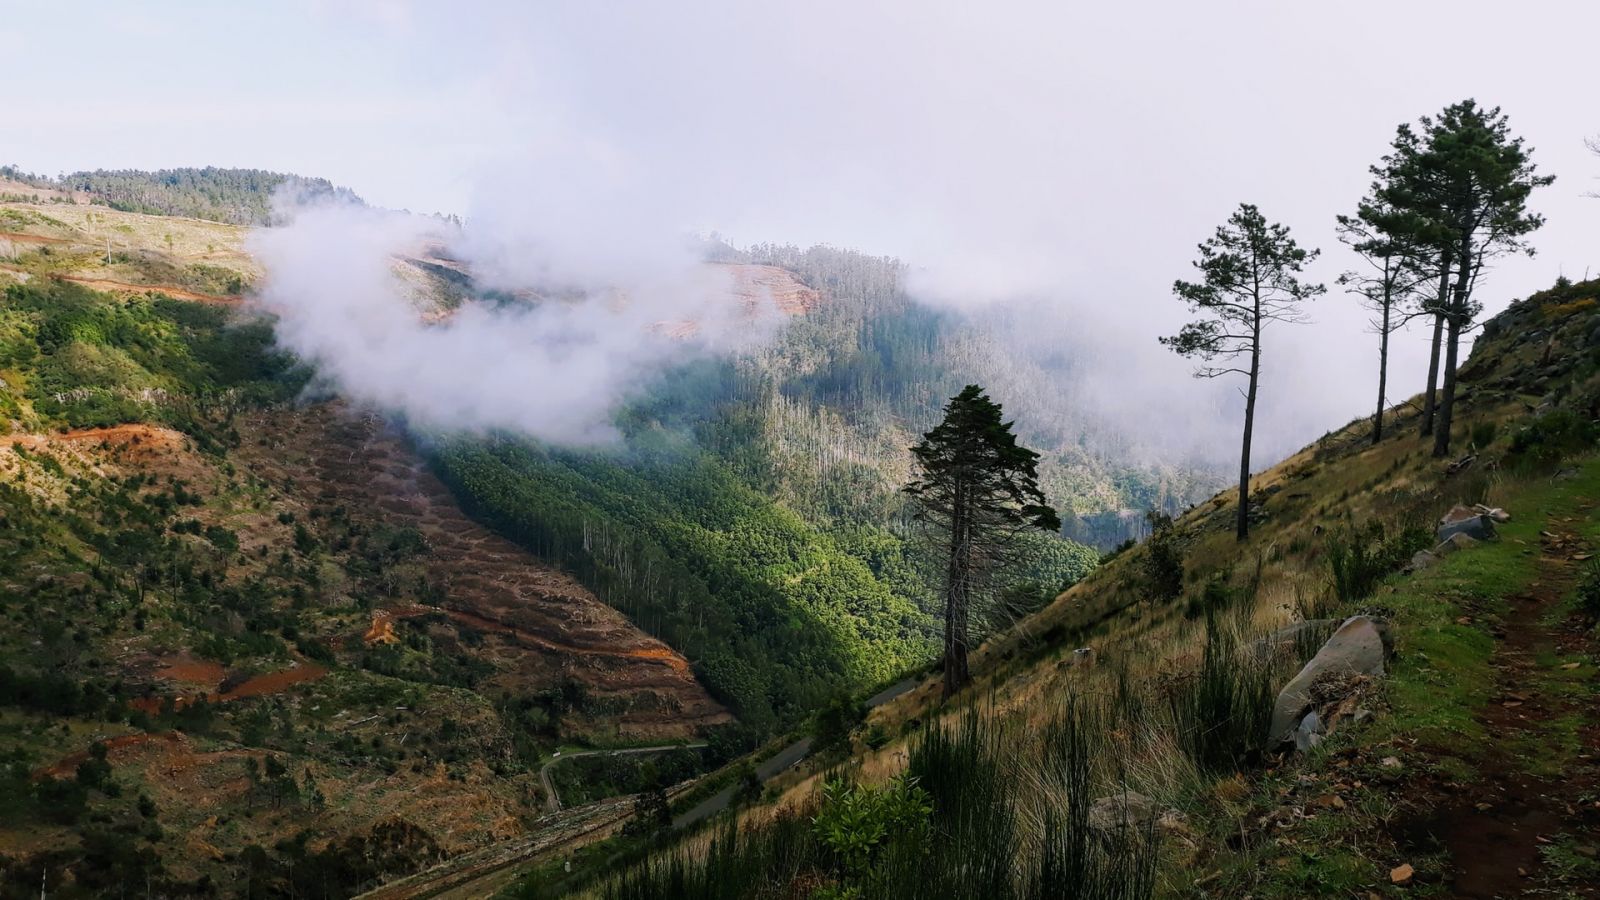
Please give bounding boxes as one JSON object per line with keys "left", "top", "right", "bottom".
{"left": 1163, "top": 204, "right": 1324, "bottom": 541}
{"left": 1377, "top": 101, "right": 1552, "bottom": 456}
{"left": 905, "top": 385, "right": 1059, "bottom": 698}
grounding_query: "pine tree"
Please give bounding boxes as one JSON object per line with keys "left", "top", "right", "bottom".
{"left": 1377, "top": 101, "right": 1552, "bottom": 457}
{"left": 1336, "top": 189, "right": 1431, "bottom": 445}
{"left": 1163, "top": 204, "right": 1324, "bottom": 540}
{"left": 905, "top": 385, "right": 1059, "bottom": 698}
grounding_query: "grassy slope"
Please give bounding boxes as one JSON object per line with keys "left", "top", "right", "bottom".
{"left": 570, "top": 277, "right": 1600, "bottom": 898}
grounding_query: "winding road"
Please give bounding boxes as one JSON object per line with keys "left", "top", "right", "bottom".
{"left": 358, "top": 674, "right": 925, "bottom": 899}
{"left": 671, "top": 675, "right": 920, "bottom": 829}
{"left": 539, "top": 743, "right": 707, "bottom": 813}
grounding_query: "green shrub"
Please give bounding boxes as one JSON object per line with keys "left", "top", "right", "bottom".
{"left": 1577, "top": 561, "right": 1600, "bottom": 624}
{"left": 1470, "top": 420, "right": 1499, "bottom": 450}
{"left": 1141, "top": 512, "right": 1184, "bottom": 602}
{"left": 1327, "top": 521, "right": 1430, "bottom": 604}
{"left": 1508, "top": 409, "right": 1598, "bottom": 469}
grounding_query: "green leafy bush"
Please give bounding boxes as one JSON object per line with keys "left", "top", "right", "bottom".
{"left": 1508, "top": 409, "right": 1597, "bottom": 469}
{"left": 1141, "top": 511, "right": 1184, "bottom": 602}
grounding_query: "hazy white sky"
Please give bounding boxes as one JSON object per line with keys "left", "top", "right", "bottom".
{"left": 8, "top": 0, "right": 1599, "bottom": 460}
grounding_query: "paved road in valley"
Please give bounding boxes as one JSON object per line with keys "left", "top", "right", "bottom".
{"left": 671, "top": 675, "right": 921, "bottom": 829}
{"left": 540, "top": 743, "right": 708, "bottom": 813}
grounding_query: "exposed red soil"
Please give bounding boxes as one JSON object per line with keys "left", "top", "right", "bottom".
{"left": 4, "top": 424, "right": 191, "bottom": 469}
{"left": 236, "top": 403, "right": 731, "bottom": 739}
{"left": 653, "top": 263, "right": 820, "bottom": 338}
{"left": 721, "top": 263, "right": 822, "bottom": 315}
{"left": 34, "top": 732, "right": 185, "bottom": 779}
{"left": 129, "top": 660, "right": 329, "bottom": 715}
{"left": 49, "top": 273, "right": 240, "bottom": 304}
{"left": 220, "top": 661, "right": 329, "bottom": 701}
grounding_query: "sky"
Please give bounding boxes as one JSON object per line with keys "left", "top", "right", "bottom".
{"left": 6, "top": 0, "right": 1599, "bottom": 463}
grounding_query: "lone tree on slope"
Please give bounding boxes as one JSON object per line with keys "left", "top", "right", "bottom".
{"left": 1163, "top": 203, "right": 1324, "bottom": 541}
{"left": 905, "top": 385, "right": 1059, "bottom": 698}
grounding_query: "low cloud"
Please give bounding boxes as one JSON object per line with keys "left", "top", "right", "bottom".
{"left": 249, "top": 197, "right": 779, "bottom": 445}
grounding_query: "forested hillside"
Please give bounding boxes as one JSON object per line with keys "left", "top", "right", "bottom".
{"left": 425, "top": 243, "right": 1172, "bottom": 735}
{"left": 0, "top": 165, "right": 360, "bottom": 225}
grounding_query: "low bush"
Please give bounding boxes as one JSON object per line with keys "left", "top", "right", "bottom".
{"left": 1327, "top": 521, "right": 1430, "bottom": 604}
{"left": 1507, "top": 409, "right": 1597, "bottom": 470}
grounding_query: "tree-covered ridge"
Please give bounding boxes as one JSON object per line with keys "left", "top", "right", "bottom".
{"left": 0, "top": 280, "right": 305, "bottom": 438}
{"left": 431, "top": 437, "right": 934, "bottom": 732}
{"left": 0, "top": 165, "right": 362, "bottom": 225}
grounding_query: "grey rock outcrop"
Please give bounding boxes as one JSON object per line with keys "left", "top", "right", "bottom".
{"left": 1268, "top": 615, "right": 1393, "bottom": 747}
{"left": 1438, "top": 505, "right": 1496, "bottom": 543}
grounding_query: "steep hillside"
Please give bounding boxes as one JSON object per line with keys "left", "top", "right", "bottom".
{"left": 0, "top": 279, "right": 726, "bottom": 896}
{"left": 520, "top": 277, "right": 1600, "bottom": 899}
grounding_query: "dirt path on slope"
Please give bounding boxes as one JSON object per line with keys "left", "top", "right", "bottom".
{"left": 1431, "top": 520, "right": 1600, "bottom": 897}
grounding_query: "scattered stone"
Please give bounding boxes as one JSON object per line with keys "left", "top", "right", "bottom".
{"left": 1472, "top": 504, "right": 1511, "bottom": 523}
{"left": 1087, "top": 790, "right": 1159, "bottom": 842}
{"left": 1295, "top": 711, "right": 1324, "bottom": 752}
{"left": 1390, "top": 863, "right": 1415, "bottom": 886}
{"left": 1560, "top": 662, "right": 1581, "bottom": 670}
{"left": 1433, "top": 532, "right": 1481, "bottom": 556}
{"left": 1438, "top": 505, "right": 1496, "bottom": 542}
{"left": 1406, "top": 550, "right": 1438, "bottom": 573}
{"left": 1269, "top": 616, "right": 1393, "bottom": 747}
{"left": 1380, "top": 756, "right": 1402, "bottom": 769}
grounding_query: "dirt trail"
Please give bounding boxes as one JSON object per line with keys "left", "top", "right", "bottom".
{"left": 1432, "top": 519, "right": 1600, "bottom": 897}
{"left": 49, "top": 273, "right": 241, "bottom": 304}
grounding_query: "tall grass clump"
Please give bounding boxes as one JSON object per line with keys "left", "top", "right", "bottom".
{"left": 1166, "top": 612, "right": 1277, "bottom": 775}
{"left": 1327, "top": 520, "right": 1430, "bottom": 604}
{"left": 600, "top": 704, "right": 1158, "bottom": 900}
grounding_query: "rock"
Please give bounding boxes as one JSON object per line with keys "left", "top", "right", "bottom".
{"left": 1088, "top": 790, "right": 1159, "bottom": 839}
{"left": 1438, "top": 505, "right": 1496, "bottom": 542}
{"left": 1295, "top": 711, "right": 1324, "bottom": 752}
{"left": 1472, "top": 504, "right": 1510, "bottom": 523}
{"left": 1406, "top": 550, "right": 1438, "bottom": 573}
{"left": 1269, "top": 615, "right": 1393, "bottom": 747}
{"left": 1250, "top": 619, "right": 1337, "bottom": 660}
{"left": 1380, "top": 756, "right": 1402, "bottom": 769}
{"left": 1433, "top": 532, "right": 1481, "bottom": 556}
{"left": 1390, "top": 863, "right": 1414, "bottom": 886}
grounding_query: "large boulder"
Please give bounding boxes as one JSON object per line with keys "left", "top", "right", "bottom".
{"left": 1250, "top": 619, "right": 1337, "bottom": 661}
{"left": 1268, "top": 615, "right": 1393, "bottom": 747}
{"left": 1438, "top": 505, "right": 1496, "bottom": 543}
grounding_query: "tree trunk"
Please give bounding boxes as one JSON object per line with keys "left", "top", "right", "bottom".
{"left": 943, "top": 482, "right": 971, "bottom": 698}
{"left": 1434, "top": 242, "right": 1474, "bottom": 458}
{"left": 1374, "top": 282, "right": 1391, "bottom": 445}
{"left": 1236, "top": 336, "right": 1260, "bottom": 542}
{"left": 1420, "top": 260, "right": 1451, "bottom": 437}
{"left": 1434, "top": 314, "right": 1462, "bottom": 457}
